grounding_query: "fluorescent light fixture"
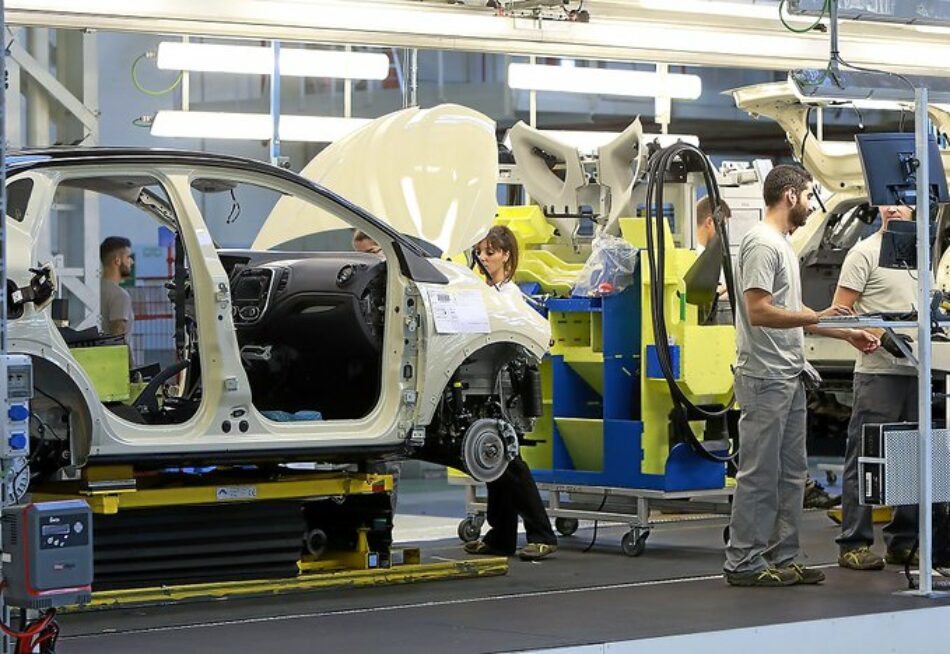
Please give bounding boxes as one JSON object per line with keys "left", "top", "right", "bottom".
{"left": 916, "top": 25, "right": 950, "bottom": 34}
{"left": 156, "top": 42, "right": 390, "bottom": 80}
{"left": 508, "top": 63, "right": 702, "bottom": 100}
{"left": 150, "top": 110, "right": 371, "bottom": 142}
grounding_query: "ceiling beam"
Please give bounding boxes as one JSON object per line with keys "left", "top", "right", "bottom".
{"left": 8, "top": 0, "right": 950, "bottom": 75}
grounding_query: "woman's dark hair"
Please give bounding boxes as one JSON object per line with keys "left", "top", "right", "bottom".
{"left": 478, "top": 225, "right": 519, "bottom": 282}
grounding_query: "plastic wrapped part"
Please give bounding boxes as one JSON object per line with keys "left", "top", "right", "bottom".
{"left": 572, "top": 233, "right": 640, "bottom": 297}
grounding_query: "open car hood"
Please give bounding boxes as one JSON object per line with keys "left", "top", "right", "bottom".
{"left": 730, "top": 80, "right": 950, "bottom": 192}
{"left": 253, "top": 104, "right": 498, "bottom": 257}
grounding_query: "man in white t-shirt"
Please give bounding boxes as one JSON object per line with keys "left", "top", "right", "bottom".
{"left": 834, "top": 204, "right": 922, "bottom": 570}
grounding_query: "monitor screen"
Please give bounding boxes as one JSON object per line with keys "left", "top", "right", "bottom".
{"left": 854, "top": 133, "right": 949, "bottom": 208}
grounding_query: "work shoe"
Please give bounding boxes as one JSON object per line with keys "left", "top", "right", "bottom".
{"left": 839, "top": 546, "right": 886, "bottom": 571}
{"left": 803, "top": 478, "right": 841, "bottom": 510}
{"left": 724, "top": 567, "right": 798, "bottom": 587}
{"left": 517, "top": 543, "right": 557, "bottom": 561}
{"left": 782, "top": 562, "right": 826, "bottom": 585}
{"left": 463, "top": 540, "right": 506, "bottom": 556}
{"left": 885, "top": 548, "right": 920, "bottom": 566}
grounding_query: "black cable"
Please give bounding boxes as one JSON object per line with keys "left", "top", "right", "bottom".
{"left": 778, "top": 0, "right": 829, "bottom": 33}
{"left": 851, "top": 102, "right": 865, "bottom": 131}
{"left": 29, "top": 411, "right": 64, "bottom": 441}
{"left": 834, "top": 52, "right": 917, "bottom": 102}
{"left": 225, "top": 188, "right": 241, "bottom": 224}
{"left": 582, "top": 492, "right": 609, "bottom": 553}
{"left": 642, "top": 142, "right": 739, "bottom": 463}
{"left": 905, "top": 538, "right": 920, "bottom": 589}
{"left": 802, "top": 105, "right": 817, "bottom": 155}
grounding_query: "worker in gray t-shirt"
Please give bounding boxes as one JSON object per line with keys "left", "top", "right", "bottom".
{"left": 723, "top": 165, "right": 880, "bottom": 588}
{"left": 834, "top": 205, "right": 923, "bottom": 571}
{"left": 99, "top": 236, "right": 136, "bottom": 363}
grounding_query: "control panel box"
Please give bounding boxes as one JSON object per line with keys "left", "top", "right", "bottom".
{"left": 859, "top": 422, "right": 950, "bottom": 506}
{"left": 0, "top": 354, "right": 32, "bottom": 458}
{"left": 1, "top": 500, "right": 93, "bottom": 608}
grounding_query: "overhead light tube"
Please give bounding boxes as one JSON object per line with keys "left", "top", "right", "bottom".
{"left": 150, "top": 110, "right": 371, "bottom": 142}
{"left": 156, "top": 41, "right": 390, "bottom": 80}
{"left": 507, "top": 63, "right": 702, "bottom": 99}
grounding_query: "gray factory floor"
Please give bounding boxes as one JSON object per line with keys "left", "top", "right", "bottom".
{"left": 56, "top": 477, "right": 950, "bottom": 654}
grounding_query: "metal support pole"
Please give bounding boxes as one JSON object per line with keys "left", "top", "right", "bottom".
{"left": 915, "top": 86, "right": 934, "bottom": 596}
{"left": 0, "top": 4, "right": 11, "bottom": 650}
{"left": 655, "top": 63, "right": 671, "bottom": 135}
{"left": 25, "top": 28, "right": 49, "bottom": 147}
{"left": 269, "top": 40, "right": 281, "bottom": 166}
{"left": 528, "top": 55, "right": 537, "bottom": 128}
{"left": 181, "top": 36, "right": 190, "bottom": 112}
{"left": 409, "top": 48, "right": 418, "bottom": 108}
{"left": 343, "top": 46, "right": 352, "bottom": 119}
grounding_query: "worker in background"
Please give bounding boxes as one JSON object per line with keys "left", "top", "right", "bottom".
{"left": 99, "top": 236, "right": 136, "bottom": 359}
{"left": 464, "top": 225, "right": 558, "bottom": 561}
{"left": 695, "top": 196, "right": 732, "bottom": 323}
{"left": 723, "top": 165, "right": 880, "bottom": 587}
{"left": 695, "top": 195, "right": 731, "bottom": 255}
{"left": 353, "top": 229, "right": 384, "bottom": 256}
{"left": 834, "top": 204, "right": 921, "bottom": 571}
{"left": 352, "top": 229, "right": 400, "bottom": 511}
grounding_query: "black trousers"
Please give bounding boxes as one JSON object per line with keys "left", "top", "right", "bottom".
{"left": 481, "top": 456, "right": 557, "bottom": 554}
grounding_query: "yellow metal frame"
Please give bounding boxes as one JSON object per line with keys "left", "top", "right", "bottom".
{"left": 78, "top": 557, "right": 508, "bottom": 609}
{"left": 42, "top": 467, "right": 507, "bottom": 609}
{"left": 34, "top": 470, "right": 393, "bottom": 515}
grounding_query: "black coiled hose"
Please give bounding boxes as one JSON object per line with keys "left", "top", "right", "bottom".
{"left": 642, "top": 142, "right": 739, "bottom": 463}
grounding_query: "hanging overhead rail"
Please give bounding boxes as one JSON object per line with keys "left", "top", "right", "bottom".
{"left": 8, "top": 0, "right": 950, "bottom": 76}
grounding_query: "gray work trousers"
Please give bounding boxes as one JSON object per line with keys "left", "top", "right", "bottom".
{"left": 724, "top": 372, "right": 807, "bottom": 573}
{"left": 836, "top": 373, "right": 918, "bottom": 553}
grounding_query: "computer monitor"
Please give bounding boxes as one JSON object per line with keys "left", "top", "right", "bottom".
{"left": 855, "top": 133, "right": 950, "bottom": 208}
{"left": 684, "top": 233, "right": 723, "bottom": 322}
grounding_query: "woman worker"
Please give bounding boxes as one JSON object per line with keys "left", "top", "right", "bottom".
{"left": 463, "top": 225, "right": 558, "bottom": 561}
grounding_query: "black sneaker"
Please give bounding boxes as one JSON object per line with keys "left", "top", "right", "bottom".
{"left": 724, "top": 567, "right": 798, "bottom": 587}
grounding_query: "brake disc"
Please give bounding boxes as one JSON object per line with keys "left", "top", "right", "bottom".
{"left": 461, "top": 418, "right": 519, "bottom": 483}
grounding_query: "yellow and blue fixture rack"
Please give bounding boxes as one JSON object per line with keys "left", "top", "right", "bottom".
{"left": 519, "top": 216, "right": 736, "bottom": 492}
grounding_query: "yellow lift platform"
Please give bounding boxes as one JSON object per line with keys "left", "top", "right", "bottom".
{"left": 34, "top": 466, "right": 507, "bottom": 608}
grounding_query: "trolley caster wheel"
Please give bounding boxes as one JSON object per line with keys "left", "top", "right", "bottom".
{"left": 621, "top": 529, "right": 649, "bottom": 557}
{"left": 722, "top": 526, "right": 730, "bottom": 545}
{"left": 555, "top": 517, "right": 579, "bottom": 536}
{"left": 457, "top": 516, "right": 483, "bottom": 543}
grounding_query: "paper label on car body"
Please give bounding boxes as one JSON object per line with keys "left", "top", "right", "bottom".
{"left": 427, "top": 289, "right": 491, "bottom": 334}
